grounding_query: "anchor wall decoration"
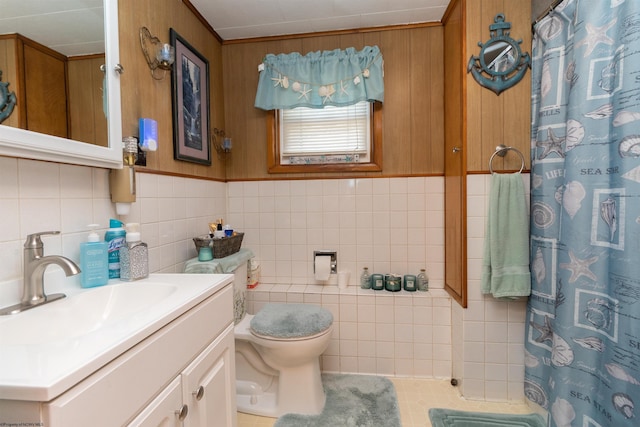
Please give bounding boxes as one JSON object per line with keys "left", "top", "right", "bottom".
{"left": 0, "top": 70, "right": 17, "bottom": 123}
{"left": 467, "top": 13, "right": 531, "bottom": 95}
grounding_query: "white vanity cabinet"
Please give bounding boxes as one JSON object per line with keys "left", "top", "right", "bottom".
{"left": 38, "top": 283, "right": 236, "bottom": 427}
{"left": 128, "top": 325, "right": 236, "bottom": 427}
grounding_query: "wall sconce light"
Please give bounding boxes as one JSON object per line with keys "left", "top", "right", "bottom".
{"left": 212, "top": 128, "right": 232, "bottom": 158}
{"left": 139, "top": 27, "right": 175, "bottom": 80}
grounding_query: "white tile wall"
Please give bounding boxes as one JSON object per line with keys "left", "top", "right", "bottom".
{"left": 0, "top": 156, "right": 528, "bottom": 403}
{"left": 245, "top": 285, "right": 452, "bottom": 379}
{"left": 452, "top": 174, "right": 529, "bottom": 402}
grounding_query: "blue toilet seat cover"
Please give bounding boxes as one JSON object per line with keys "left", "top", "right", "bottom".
{"left": 250, "top": 303, "right": 333, "bottom": 339}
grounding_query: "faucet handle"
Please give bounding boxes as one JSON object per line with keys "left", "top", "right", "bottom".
{"left": 24, "top": 231, "right": 61, "bottom": 249}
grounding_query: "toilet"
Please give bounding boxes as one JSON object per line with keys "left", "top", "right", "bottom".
{"left": 234, "top": 284, "right": 333, "bottom": 418}
{"left": 185, "top": 251, "right": 334, "bottom": 418}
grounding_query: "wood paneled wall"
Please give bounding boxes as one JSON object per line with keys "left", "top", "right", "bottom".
{"left": 118, "top": 0, "right": 225, "bottom": 180}
{"left": 68, "top": 55, "right": 108, "bottom": 147}
{"left": 221, "top": 26, "right": 445, "bottom": 181}
{"left": 465, "top": 0, "right": 532, "bottom": 173}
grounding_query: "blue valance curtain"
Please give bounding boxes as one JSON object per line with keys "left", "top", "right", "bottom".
{"left": 254, "top": 45, "right": 384, "bottom": 110}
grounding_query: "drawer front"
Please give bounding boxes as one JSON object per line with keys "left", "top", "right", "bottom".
{"left": 43, "top": 285, "right": 233, "bottom": 427}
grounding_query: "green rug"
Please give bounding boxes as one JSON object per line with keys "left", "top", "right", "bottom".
{"left": 429, "top": 408, "right": 546, "bottom": 427}
{"left": 274, "top": 373, "right": 401, "bottom": 427}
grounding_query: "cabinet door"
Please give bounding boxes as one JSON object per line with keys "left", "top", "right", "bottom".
{"left": 128, "top": 377, "right": 185, "bottom": 427}
{"left": 182, "top": 324, "right": 236, "bottom": 427}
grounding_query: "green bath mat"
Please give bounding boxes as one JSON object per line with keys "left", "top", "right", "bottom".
{"left": 274, "top": 373, "right": 401, "bottom": 427}
{"left": 429, "top": 408, "right": 546, "bottom": 427}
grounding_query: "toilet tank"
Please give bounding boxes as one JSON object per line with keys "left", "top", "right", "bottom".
{"left": 233, "top": 260, "right": 248, "bottom": 324}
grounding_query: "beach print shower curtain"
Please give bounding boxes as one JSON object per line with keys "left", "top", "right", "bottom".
{"left": 526, "top": 1, "right": 640, "bottom": 426}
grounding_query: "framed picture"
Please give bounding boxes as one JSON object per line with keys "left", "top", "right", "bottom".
{"left": 170, "top": 28, "right": 211, "bottom": 165}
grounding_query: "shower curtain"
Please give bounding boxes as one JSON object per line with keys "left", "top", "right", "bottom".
{"left": 526, "top": 1, "right": 640, "bottom": 426}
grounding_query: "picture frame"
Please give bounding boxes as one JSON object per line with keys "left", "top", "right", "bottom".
{"left": 170, "top": 28, "right": 211, "bottom": 165}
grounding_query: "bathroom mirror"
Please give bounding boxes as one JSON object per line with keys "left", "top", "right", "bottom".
{"left": 467, "top": 13, "right": 530, "bottom": 95}
{"left": 0, "top": 0, "right": 122, "bottom": 168}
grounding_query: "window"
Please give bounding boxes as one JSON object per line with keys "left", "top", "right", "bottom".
{"left": 268, "top": 102, "right": 382, "bottom": 173}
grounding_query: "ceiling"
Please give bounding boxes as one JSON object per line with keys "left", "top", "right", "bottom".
{"left": 0, "top": 0, "right": 451, "bottom": 57}
{"left": 190, "top": 0, "right": 452, "bottom": 41}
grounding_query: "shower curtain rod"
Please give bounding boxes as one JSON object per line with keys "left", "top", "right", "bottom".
{"left": 532, "top": 0, "right": 565, "bottom": 30}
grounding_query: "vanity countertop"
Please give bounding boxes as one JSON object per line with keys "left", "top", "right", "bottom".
{"left": 0, "top": 273, "right": 233, "bottom": 402}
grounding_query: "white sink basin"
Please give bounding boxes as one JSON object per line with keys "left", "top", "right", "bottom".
{"left": 0, "top": 273, "right": 234, "bottom": 401}
{"left": 0, "top": 282, "right": 177, "bottom": 345}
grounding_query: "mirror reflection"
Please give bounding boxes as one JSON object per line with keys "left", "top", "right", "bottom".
{"left": 0, "top": 0, "right": 107, "bottom": 147}
{"left": 482, "top": 40, "right": 516, "bottom": 73}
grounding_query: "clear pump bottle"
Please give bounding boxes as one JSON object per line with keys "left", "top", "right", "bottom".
{"left": 417, "top": 269, "right": 429, "bottom": 291}
{"left": 360, "top": 267, "right": 371, "bottom": 289}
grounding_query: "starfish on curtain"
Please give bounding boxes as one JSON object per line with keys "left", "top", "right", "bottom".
{"left": 537, "top": 127, "right": 566, "bottom": 159}
{"left": 575, "top": 18, "right": 617, "bottom": 58}
{"left": 560, "top": 250, "right": 598, "bottom": 283}
{"left": 530, "top": 315, "right": 554, "bottom": 344}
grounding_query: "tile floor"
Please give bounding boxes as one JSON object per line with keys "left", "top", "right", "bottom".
{"left": 237, "top": 377, "right": 535, "bottom": 427}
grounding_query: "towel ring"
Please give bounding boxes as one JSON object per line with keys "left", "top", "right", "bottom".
{"left": 489, "top": 144, "right": 525, "bottom": 174}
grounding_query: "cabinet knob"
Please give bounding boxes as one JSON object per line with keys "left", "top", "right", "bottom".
{"left": 452, "top": 146, "right": 461, "bottom": 153}
{"left": 114, "top": 64, "right": 124, "bottom": 74}
{"left": 193, "top": 385, "right": 205, "bottom": 401}
{"left": 175, "top": 404, "right": 188, "bottom": 421}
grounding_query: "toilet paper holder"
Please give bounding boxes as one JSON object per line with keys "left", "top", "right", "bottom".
{"left": 313, "top": 251, "right": 337, "bottom": 275}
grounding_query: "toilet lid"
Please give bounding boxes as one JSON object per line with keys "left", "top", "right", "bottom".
{"left": 250, "top": 303, "right": 333, "bottom": 339}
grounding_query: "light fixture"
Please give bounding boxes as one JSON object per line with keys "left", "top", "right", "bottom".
{"left": 139, "top": 27, "right": 175, "bottom": 80}
{"left": 212, "top": 128, "right": 232, "bottom": 157}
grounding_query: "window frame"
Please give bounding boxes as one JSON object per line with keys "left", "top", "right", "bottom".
{"left": 267, "top": 101, "right": 383, "bottom": 173}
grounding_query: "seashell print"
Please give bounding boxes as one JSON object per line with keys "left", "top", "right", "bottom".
{"left": 562, "top": 181, "right": 586, "bottom": 219}
{"left": 554, "top": 185, "right": 564, "bottom": 205}
{"left": 600, "top": 197, "right": 617, "bottom": 241}
{"left": 565, "top": 120, "right": 585, "bottom": 152}
{"left": 541, "top": 60, "right": 552, "bottom": 99}
{"left": 584, "top": 104, "right": 613, "bottom": 120}
{"left": 292, "top": 81, "right": 301, "bottom": 92}
{"left": 532, "top": 173, "right": 544, "bottom": 189}
{"left": 551, "top": 333, "right": 574, "bottom": 367}
{"left": 565, "top": 60, "right": 578, "bottom": 87}
{"left": 533, "top": 247, "right": 546, "bottom": 284}
{"left": 613, "top": 111, "right": 640, "bottom": 127}
{"left": 282, "top": 76, "right": 289, "bottom": 89}
{"left": 618, "top": 135, "right": 640, "bottom": 158}
{"left": 525, "top": 349, "right": 540, "bottom": 368}
{"left": 572, "top": 336, "right": 604, "bottom": 352}
{"left": 584, "top": 298, "right": 613, "bottom": 330}
{"left": 524, "top": 380, "right": 548, "bottom": 408}
{"left": 552, "top": 398, "right": 576, "bottom": 427}
{"left": 537, "top": 15, "right": 563, "bottom": 41}
{"left": 606, "top": 363, "right": 640, "bottom": 385}
{"left": 599, "top": 59, "right": 619, "bottom": 93}
{"left": 612, "top": 393, "right": 635, "bottom": 419}
{"left": 532, "top": 202, "right": 556, "bottom": 229}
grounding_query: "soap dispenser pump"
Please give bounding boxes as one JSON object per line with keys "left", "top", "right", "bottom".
{"left": 80, "top": 224, "right": 109, "bottom": 288}
{"left": 119, "top": 223, "right": 149, "bottom": 281}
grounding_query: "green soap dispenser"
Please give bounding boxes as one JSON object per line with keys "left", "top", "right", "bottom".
{"left": 80, "top": 224, "right": 109, "bottom": 288}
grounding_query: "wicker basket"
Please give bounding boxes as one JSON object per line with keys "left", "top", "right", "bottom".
{"left": 193, "top": 232, "right": 244, "bottom": 259}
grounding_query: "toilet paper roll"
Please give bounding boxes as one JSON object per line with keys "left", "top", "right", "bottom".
{"left": 314, "top": 255, "right": 331, "bottom": 281}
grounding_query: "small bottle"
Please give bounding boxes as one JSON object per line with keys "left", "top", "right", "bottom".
{"left": 360, "top": 267, "right": 371, "bottom": 289}
{"left": 417, "top": 269, "right": 429, "bottom": 291}
{"left": 120, "top": 223, "right": 149, "bottom": 281}
{"left": 104, "top": 218, "right": 126, "bottom": 279}
{"left": 80, "top": 224, "right": 109, "bottom": 288}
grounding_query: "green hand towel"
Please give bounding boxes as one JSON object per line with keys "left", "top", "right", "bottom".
{"left": 481, "top": 173, "right": 531, "bottom": 299}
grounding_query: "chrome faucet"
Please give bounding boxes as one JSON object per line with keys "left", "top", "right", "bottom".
{"left": 0, "top": 231, "right": 81, "bottom": 315}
